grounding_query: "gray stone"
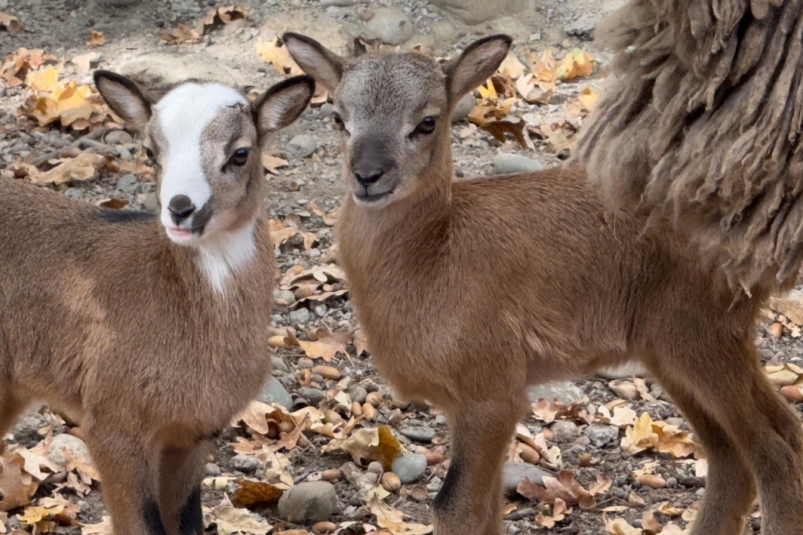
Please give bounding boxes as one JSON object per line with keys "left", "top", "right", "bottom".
{"left": 289, "top": 307, "right": 312, "bottom": 324}
{"left": 118, "top": 51, "right": 237, "bottom": 86}
{"left": 363, "top": 7, "right": 414, "bottom": 46}
{"left": 231, "top": 454, "right": 260, "bottom": 473}
{"left": 288, "top": 134, "right": 318, "bottom": 158}
{"left": 451, "top": 93, "right": 475, "bottom": 123}
{"left": 391, "top": 453, "right": 427, "bottom": 484}
{"left": 272, "top": 356, "right": 290, "bottom": 373}
{"left": 565, "top": 14, "right": 600, "bottom": 39}
{"left": 501, "top": 461, "right": 550, "bottom": 496}
{"left": 321, "top": 0, "right": 356, "bottom": 5}
{"left": 527, "top": 382, "right": 584, "bottom": 404}
{"left": 116, "top": 173, "right": 138, "bottom": 193}
{"left": 347, "top": 385, "right": 368, "bottom": 405}
{"left": 430, "top": 0, "right": 528, "bottom": 24}
{"left": 608, "top": 380, "right": 639, "bottom": 400}
{"left": 259, "top": 376, "right": 293, "bottom": 408}
{"left": 48, "top": 434, "right": 92, "bottom": 468}
{"left": 278, "top": 481, "right": 337, "bottom": 524}
{"left": 551, "top": 420, "right": 580, "bottom": 441}
{"left": 143, "top": 192, "right": 159, "bottom": 213}
{"left": 298, "top": 388, "right": 326, "bottom": 405}
{"left": 597, "top": 362, "right": 647, "bottom": 380}
{"left": 426, "top": 476, "right": 442, "bottom": 492}
{"left": 493, "top": 153, "right": 544, "bottom": 175}
{"left": 64, "top": 188, "right": 84, "bottom": 200}
{"left": 399, "top": 425, "right": 435, "bottom": 443}
{"left": 104, "top": 130, "right": 133, "bottom": 145}
{"left": 584, "top": 424, "right": 620, "bottom": 447}
{"left": 205, "top": 462, "right": 221, "bottom": 476}
{"left": 275, "top": 289, "right": 297, "bottom": 306}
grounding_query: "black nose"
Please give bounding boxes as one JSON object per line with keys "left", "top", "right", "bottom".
{"left": 354, "top": 169, "right": 384, "bottom": 186}
{"left": 167, "top": 195, "right": 195, "bottom": 224}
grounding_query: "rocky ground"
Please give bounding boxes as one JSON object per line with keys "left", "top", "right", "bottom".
{"left": 1, "top": 0, "right": 803, "bottom": 534}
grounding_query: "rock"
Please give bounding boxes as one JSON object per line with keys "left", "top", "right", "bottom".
{"left": 321, "top": 0, "right": 356, "bottom": 5}
{"left": 278, "top": 482, "right": 337, "bottom": 525}
{"left": 564, "top": 14, "right": 599, "bottom": 39}
{"left": 259, "top": 376, "right": 293, "bottom": 408}
{"left": 48, "top": 434, "right": 91, "bottom": 468}
{"left": 430, "top": 0, "right": 528, "bottom": 25}
{"left": 597, "top": 362, "right": 647, "bottom": 380}
{"left": 363, "top": 7, "right": 414, "bottom": 46}
{"left": 608, "top": 380, "right": 639, "bottom": 400}
{"left": 391, "top": 453, "right": 427, "bottom": 484}
{"left": 770, "top": 288, "right": 803, "bottom": 324}
{"left": 551, "top": 420, "right": 579, "bottom": 441}
{"left": 527, "top": 382, "right": 584, "bottom": 404}
{"left": 275, "top": 290, "right": 297, "bottom": 306}
{"left": 290, "top": 307, "right": 312, "bottom": 324}
{"left": 501, "top": 461, "right": 550, "bottom": 496}
{"left": 104, "top": 130, "right": 133, "bottom": 145}
{"left": 231, "top": 454, "right": 260, "bottom": 473}
{"left": 64, "top": 188, "right": 84, "bottom": 200}
{"left": 288, "top": 134, "right": 318, "bottom": 158}
{"left": 451, "top": 93, "right": 475, "bottom": 123}
{"left": 399, "top": 425, "right": 435, "bottom": 443}
{"left": 116, "top": 173, "right": 138, "bottom": 193}
{"left": 584, "top": 424, "right": 620, "bottom": 447}
{"left": 299, "top": 388, "right": 326, "bottom": 405}
{"left": 205, "top": 462, "right": 221, "bottom": 476}
{"left": 143, "top": 192, "right": 159, "bottom": 213}
{"left": 271, "top": 356, "right": 289, "bottom": 373}
{"left": 118, "top": 51, "right": 236, "bottom": 86}
{"left": 347, "top": 385, "right": 368, "bottom": 404}
{"left": 493, "top": 153, "right": 544, "bottom": 175}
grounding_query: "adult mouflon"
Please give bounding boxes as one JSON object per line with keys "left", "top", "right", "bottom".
{"left": 0, "top": 72, "right": 314, "bottom": 535}
{"left": 284, "top": 33, "right": 803, "bottom": 535}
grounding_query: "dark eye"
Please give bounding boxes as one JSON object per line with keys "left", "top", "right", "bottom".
{"left": 144, "top": 147, "right": 155, "bottom": 160}
{"left": 332, "top": 113, "right": 345, "bottom": 130}
{"left": 412, "top": 116, "right": 438, "bottom": 137}
{"left": 229, "top": 148, "right": 249, "bottom": 167}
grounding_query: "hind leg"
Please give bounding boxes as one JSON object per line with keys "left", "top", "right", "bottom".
{"left": 0, "top": 388, "right": 30, "bottom": 451}
{"left": 645, "top": 361, "right": 755, "bottom": 535}
{"left": 158, "top": 442, "right": 207, "bottom": 535}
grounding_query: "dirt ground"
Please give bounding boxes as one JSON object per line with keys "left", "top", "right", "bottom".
{"left": 1, "top": 0, "right": 803, "bottom": 534}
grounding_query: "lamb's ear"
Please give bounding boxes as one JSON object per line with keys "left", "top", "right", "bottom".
{"left": 93, "top": 70, "right": 152, "bottom": 128}
{"left": 253, "top": 75, "right": 315, "bottom": 137}
{"left": 442, "top": 35, "right": 513, "bottom": 103}
{"left": 283, "top": 32, "right": 345, "bottom": 92}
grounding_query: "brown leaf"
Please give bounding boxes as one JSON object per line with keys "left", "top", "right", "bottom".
{"left": 159, "top": 24, "right": 200, "bottom": 44}
{"left": 367, "top": 497, "right": 432, "bottom": 535}
{"left": 262, "top": 153, "right": 288, "bottom": 175}
{"left": 195, "top": 6, "right": 248, "bottom": 35}
{"left": 256, "top": 37, "right": 303, "bottom": 76}
{"left": 0, "top": 454, "right": 38, "bottom": 512}
{"left": 269, "top": 219, "right": 318, "bottom": 250}
{"left": 297, "top": 329, "right": 349, "bottom": 362}
{"left": 231, "top": 478, "right": 283, "bottom": 508}
{"left": 98, "top": 198, "right": 129, "bottom": 210}
{"left": 71, "top": 52, "right": 99, "bottom": 74}
{"left": 309, "top": 200, "right": 337, "bottom": 226}
{"left": 0, "top": 12, "right": 21, "bottom": 34}
{"left": 87, "top": 30, "right": 106, "bottom": 47}
{"left": 554, "top": 49, "right": 593, "bottom": 81}
{"left": 323, "top": 426, "right": 402, "bottom": 470}
{"left": 518, "top": 471, "right": 597, "bottom": 509}
{"left": 205, "top": 496, "right": 271, "bottom": 535}
{"left": 481, "top": 119, "right": 531, "bottom": 150}
{"left": 498, "top": 53, "right": 526, "bottom": 80}
{"left": 30, "top": 153, "right": 106, "bottom": 185}
{"left": 235, "top": 401, "right": 295, "bottom": 437}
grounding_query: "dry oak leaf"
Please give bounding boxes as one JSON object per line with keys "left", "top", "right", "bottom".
{"left": 323, "top": 425, "right": 402, "bottom": 471}
{"left": 309, "top": 200, "right": 337, "bottom": 226}
{"left": 367, "top": 497, "right": 432, "bottom": 535}
{"left": 231, "top": 478, "right": 283, "bottom": 508}
{"left": 17, "top": 443, "right": 60, "bottom": 481}
{"left": 195, "top": 6, "right": 248, "bottom": 35}
{"left": 71, "top": 52, "right": 99, "bottom": 74}
{"left": 235, "top": 401, "right": 295, "bottom": 437}
{"left": 81, "top": 516, "right": 113, "bottom": 535}
{"left": 621, "top": 413, "right": 698, "bottom": 458}
{"left": 87, "top": 30, "right": 106, "bottom": 47}
{"left": 1, "top": 48, "right": 55, "bottom": 87}
{"left": 603, "top": 516, "right": 642, "bottom": 535}
{"left": 159, "top": 23, "right": 200, "bottom": 44}
{"left": 0, "top": 12, "right": 20, "bottom": 34}
{"left": 204, "top": 496, "right": 271, "bottom": 535}
{"left": 262, "top": 152, "right": 288, "bottom": 175}
{"left": 17, "top": 503, "right": 64, "bottom": 527}
{"left": 269, "top": 219, "right": 317, "bottom": 250}
{"left": 517, "top": 470, "right": 601, "bottom": 509}
{"left": 256, "top": 37, "right": 303, "bottom": 76}
{"left": 535, "top": 498, "right": 569, "bottom": 529}
{"left": 30, "top": 153, "right": 106, "bottom": 185}
{"left": 554, "top": 49, "right": 594, "bottom": 81}
{"left": 290, "top": 327, "right": 350, "bottom": 362}
{"left": 0, "top": 454, "right": 38, "bottom": 511}
{"left": 497, "top": 53, "right": 526, "bottom": 80}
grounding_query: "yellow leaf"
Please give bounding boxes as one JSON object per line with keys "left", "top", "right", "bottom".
{"left": 231, "top": 478, "right": 283, "bottom": 508}
{"left": 31, "top": 153, "right": 106, "bottom": 185}
{"left": 26, "top": 65, "right": 59, "bottom": 92}
{"left": 498, "top": 53, "right": 526, "bottom": 80}
{"left": 477, "top": 79, "right": 498, "bottom": 100}
{"left": 256, "top": 38, "right": 303, "bottom": 76}
{"left": 578, "top": 87, "right": 598, "bottom": 111}
{"left": 323, "top": 426, "right": 402, "bottom": 471}
{"left": 367, "top": 497, "right": 432, "bottom": 535}
{"left": 554, "top": 49, "right": 594, "bottom": 81}
{"left": 17, "top": 504, "right": 64, "bottom": 526}
{"left": 87, "top": 30, "right": 106, "bottom": 47}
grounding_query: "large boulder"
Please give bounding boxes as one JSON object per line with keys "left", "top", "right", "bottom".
{"left": 431, "top": 0, "right": 530, "bottom": 25}
{"left": 118, "top": 52, "right": 237, "bottom": 86}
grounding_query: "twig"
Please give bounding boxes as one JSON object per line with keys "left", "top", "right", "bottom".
{"left": 30, "top": 127, "right": 107, "bottom": 166}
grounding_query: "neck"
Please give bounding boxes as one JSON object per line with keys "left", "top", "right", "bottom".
{"left": 196, "top": 219, "right": 259, "bottom": 294}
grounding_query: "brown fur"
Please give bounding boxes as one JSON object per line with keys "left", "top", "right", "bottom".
{"left": 285, "top": 33, "right": 803, "bottom": 535}
{"left": 573, "top": 0, "right": 803, "bottom": 295}
{"left": 0, "top": 74, "right": 314, "bottom": 535}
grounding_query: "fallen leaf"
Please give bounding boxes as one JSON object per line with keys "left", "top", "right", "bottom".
{"left": 498, "top": 53, "right": 526, "bottom": 80}
{"left": 0, "top": 454, "right": 38, "bottom": 511}
{"left": 269, "top": 219, "right": 318, "bottom": 250}
{"left": 309, "top": 200, "right": 337, "bottom": 226}
{"left": 30, "top": 153, "right": 106, "bottom": 185}
{"left": 518, "top": 470, "right": 599, "bottom": 509}
{"left": 87, "top": 30, "right": 106, "bottom": 47}
{"left": 323, "top": 426, "right": 402, "bottom": 470}
{"left": 367, "top": 497, "right": 432, "bottom": 535}
{"left": 26, "top": 65, "right": 59, "bottom": 92}
{"left": 555, "top": 49, "right": 593, "bottom": 81}
{"left": 17, "top": 504, "right": 64, "bottom": 527}
{"left": 235, "top": 401, "right": 295, "bottom": 437}
{"left": 0, "top": 12, "right": 21, "bottom": 34}
{"left": 17, "top": 445, "right": 60, "bottom": 481}
{"left": 159, "top": 24, "right": 200, "bottom": 44}
{"left": 262, "top": 153, "right": 288, "bottom": 175}
{"left": 205, "top": 496, "right": 271, "bottom": 535}
{"left": 256, "top": 37, "right": 303, "bottom": 76}
{"left": 81, "top": 516, "right": 113, "bottom": 535}
{"left": 231, "top": 478, "right": 283, "bottom": 508}
{"left": 621, "top": 413, "right": 698, "bottom": 458}
{"left": 481, "top": 119, "right": 531, "bottom": 149}
{"left": 603, "top": 516, "right": 641, "bottom": 535}
{"left": 71, "top": 52, "right": 99, "bottom": 74}
{"left": 195, "top": 6, "right": 248, "bottom": 35}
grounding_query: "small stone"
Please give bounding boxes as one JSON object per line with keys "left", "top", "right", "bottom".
{"left": 313, "top": 521, "right": 338, "bottom": 534}
{"left": 366, "top": 461, "right": 383, "bottom": 474}
{"left": 231, "top": 454, "right": 260, "bottom": 473}
{"left": 277, "top": 481, "right": 337, "bottom": 525}
{"left": 321, "top": 0, "right": 355, "bottom": 5}
{"left": 608, "top": 380, "right": 639, "bottom": 400}
{"left": 104, "top": 130, "right": 133, "bottom": 145}
{"left": 426, "top": 476, "right": 442, "bottom": 492}
{"left": 288, "top": 134, "right": 318, "bottom": 158}
{"left": 347, "top": 386, "right": 368, "bottom": 404}
{"left": 205, "top": 462, "right": 221, "bottom": 476}
{"left": 275, "top": 290, "right": 297, "bottom": 306}
{"left": 314, "top": 304, "right": 327, "bottom": 317}
{"left": 299, "top": 388, "right": 326, "bottom": 405}
{"left": 312, "top": 365, "right": 341, "bottom": 380}
{"left": 363, "top": 7, "right": 414, "bottom": 45}
{"left": 116, "top": 173, "right": 138, "bottom": 193}
{"left": 451, "top": 93, "right": 475, "bottom": 123}
{"left": 271, "top": 356, "right": 289, "bottom": 373}
{"left": 143, "top": 192, "right": 159, "bottom": 213}
{"left": 48, "top": 434, "right": 91, "bottom": 467}
{"left": 290, "top": 307, "right": 312, "bottom": 324}
{"left": 391, "top": 453, "right": 427, "bottom": 484}
{"left": 64, "top": 188, "right": 84, "bottom": 200}
{"left": 259, "top": 376, "right": 293, "bottom": 408}
{"left": 492, "top": 153, "right": 544, "bottom": 175}
{"left": 527, "top": 382, "right": 584, "bottom": 404}
{"left": 584, "top": 424, "right": 620, "bottom": 447}
{"left": 502, "top": 462, "right": 550, "bottom": 496}
{"left": 665, "top": 477, "right": 678, "bottom": 488}
{"left": 399, "top": 425, "right": 435, "bottom": 443}
{"left": 550, "top": 420, "right": 579, "bottom": 441}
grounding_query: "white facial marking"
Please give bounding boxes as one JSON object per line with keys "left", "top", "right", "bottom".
{"left": 196, "top": 221, "right": 257, "bottom": 294}
{"left": 154, "top": 83, "right": 247, "bottom": 239}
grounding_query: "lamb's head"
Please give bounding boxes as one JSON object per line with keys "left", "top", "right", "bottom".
{"left": 94, "top": 72, "right": 314, "bottom": 244}
{"left": 284, "top": 33, "right": 511, "bottom": 209}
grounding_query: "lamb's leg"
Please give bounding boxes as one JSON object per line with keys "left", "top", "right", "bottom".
{"left": 158, "top": 443, "right": 207, "bottom": 535}
{"left": 0, "top": 388, "right": 30, "bottom": 452}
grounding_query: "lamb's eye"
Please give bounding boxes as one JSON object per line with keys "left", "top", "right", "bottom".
{"left": 229, "top": 148, "right": 249, "bottom": 167}
{"left": 144, "top": 147, "right": 155, "bottom": 160}
{"left": 332, "top": 113, "right": 344, "bottom": 129}
{"left": 412, "top": 116, "right": 438, "bottom": 137}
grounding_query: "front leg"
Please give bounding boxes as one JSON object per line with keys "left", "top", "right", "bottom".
{"left": 158, "top": 442, "right": 208, "bottom": 535}
{"left": 434, "top": 400, "right": 520, "bottom": 535}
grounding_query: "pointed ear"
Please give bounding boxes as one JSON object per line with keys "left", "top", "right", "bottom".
{"left": 253, "top": 75, "right": 315, "bottom": 137}
{"left": 442, "top": 35, "right": 513, "bottom": 103}
{"left": 283, "top": 32, "right": 345, "bottom": 93}
{"left": 93, "top": 70, "right": 152, "bottom": 128}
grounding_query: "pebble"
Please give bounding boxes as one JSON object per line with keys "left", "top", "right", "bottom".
{"left": 116, "top": 173, "right": 138, "bottom": 193}
{"left": 527, "top": 382, "right": 584, "bottom": 404}
{"left": 205, "top": 462, "right": 221, "bottom": 476}
{"left": 143, "top": 192, "right": 159, "bottom": 213}
{"left": 64, "top": 188, "right": 84, "bottom": 200}
{"left": 299, "top": 388, "right": 326, "bottom": 405}
{"left": 231, "top": 454, "right": 260, "bottom": 473}
{"left": 288, "top": 134, "right": 318, "bottom": 158}
{"left": 290, "top": 307, "right": 312, "bottom": 324}
{"left": 313, "top": 521, "right": 337, "bottom": 534}
{"left": 275, "top": 289, "right": 297, "bottom": 306}
{"left": 259, "top": 376, "right": 293, "bottom": 408}
{"left": 609, "top": 380, "right": 639, "bottom": 400}
{"left": 391, "top": 453, "right": 427, "bottom": 484}
{"left": 312, "top": 365, "right": 341, "bottom": 380}
{"left": 551, "top": 420, "right": 580, "bottom": 441}
{"left": 399, "top": 425, "right": 435, "bottom": 443}
{"left": 104, "top": 130, "right": 133, "bottom": 145}
{"left": 314, "top": 304, "right": 327, "bottom": 317}
{"left": 501, "top": 461, "right": 550, "bottom": 496}
{"left": 426, "top": 476, "right": 442, "bottom": 492}
{"left": 278, "top": 481, "right": 338, "bottom": 524}
{"left": 451, "top": 93, "right": 475, "bottom": 123}
{"left": 363, "top": 7, "right": 414, "bottom": 45}
{"left": 492, "top": 153, "right": 545, "bottom": 175}
{"left": 48, "top": 433, "right": 91, "bottom": 467}
{"left": 271, "top": 356, "right": 289, "bottom": 373}
{"left": 584, "top": 424, "right": 620, "bottom": 447}
{"left": 347, "top": 385, "right": 368, "bottom": 404}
